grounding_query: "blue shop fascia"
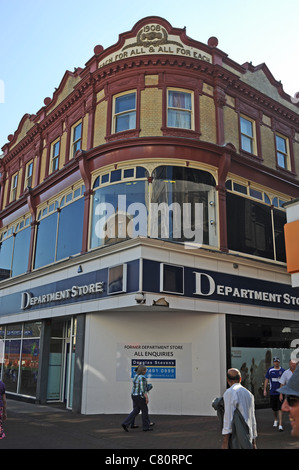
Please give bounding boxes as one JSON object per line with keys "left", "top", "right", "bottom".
{"left": 1, "top": 258, "right": 299, "bottom": 316}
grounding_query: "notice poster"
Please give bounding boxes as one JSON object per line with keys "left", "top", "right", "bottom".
{"left": 116, "top": 342, "right": 192, "bottom": 382}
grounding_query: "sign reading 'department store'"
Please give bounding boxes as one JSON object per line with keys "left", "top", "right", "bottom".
{"left": 21, "top": 281, "right": 104, "bottom": 310}
{"left": 98, "top": 23, "right": 212, "bottom": 68}
{"left": 143, "top": 260, "right": 299, "bottom": 311}
{"left": 0, "top": 261, "right": 140, "bottom": 316}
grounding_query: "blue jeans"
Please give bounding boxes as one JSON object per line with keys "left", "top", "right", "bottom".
{"left": 122, "top": 395, "right": 150, "bottom": 430}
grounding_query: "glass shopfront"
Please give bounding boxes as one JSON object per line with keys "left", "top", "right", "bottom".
{"left": 0, "top": 318, "right": 76, "bottom": 407}
{"left": 0, "top": 321, "right": 41, "bottom": 397}
{"left": 227, "top": 315, "right": 299, "bottom": 406}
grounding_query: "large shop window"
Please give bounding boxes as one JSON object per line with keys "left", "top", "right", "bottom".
{"left": 90, "top": 165, "right": 217, "bottom": 249}
{"left": 0, "top": 217, "right": 31, "bottom": 278}
{"left": 152, "top": 166, "right": 217, "bottom": 246}
{"left": 34, "top": 190, "right": 84, "bottom": 269}
{"left": 0, "top": 322, "right": 41, "bottom": 398}
{"left": 226, "top": 181, "right": 286, "bottom": 262}
{"left": 90, "top": 167, "right": 148, "bottom": 249}
{"left": 227, "top": 316, "right": 299, "bottom": 406}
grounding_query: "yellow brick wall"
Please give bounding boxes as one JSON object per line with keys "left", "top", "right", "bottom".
{"left": 40, "top": 146, "right": 47, "bottom": 183}
{"left": 140, "top": 88, "right": 163, "bottom": 137}
{"left": 260, "top": 125, "right": 275, "bottom": 169}
{"left": 59, "top": 131, "right": 67, "bottom": 169}
{"left": 144, "top": 75, "right": 159, "bottom": 86}
{"left": 293, "top": 140, "right": 299, "bottom": 172}
{"left": 16, "top": 167, "right": 23, "bottom": 199}
{"left": 94, "top": 99, "right": 107, "bottom": 147}
{"left": 2, "top": 179, "right": 8, "bottom": 208}
{"left": 82, "top": 114, "right": 89, "bottom": 150}
{"left": 223, "top": 106, "right": 239, "bottom": 149}
{"left": 200, "top": 94, "right": 216, "bottom": 143}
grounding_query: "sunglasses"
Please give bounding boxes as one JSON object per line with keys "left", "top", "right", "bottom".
{"left": 286, "top": 396, "right": 299, "bottom": 407}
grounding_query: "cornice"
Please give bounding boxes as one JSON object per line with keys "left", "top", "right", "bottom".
{"left": 227, "top": 78, "right": 299, "bottom": 126}
{"left": 86, "top": 135, "right": 230, "bottom": 160}
{"left": 84, "top": 136, "right": 299, "bottom": 192}
{"left": 101, "top": 52, "right": 213, "bottom": 72}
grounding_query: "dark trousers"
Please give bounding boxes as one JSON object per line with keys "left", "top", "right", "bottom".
{"left": 122, "top": 395, "right": 150, "bottom": 430}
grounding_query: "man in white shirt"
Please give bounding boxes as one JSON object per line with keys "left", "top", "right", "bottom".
{"left": 279, "top": 359, "right": 298, "bottom": 400}
{"left": 222, "top": 368, "right": 257, "bottom": 449}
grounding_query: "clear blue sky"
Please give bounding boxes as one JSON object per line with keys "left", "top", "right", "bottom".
{"left": 0, "top": 0, "right": 298, "bottom": 150}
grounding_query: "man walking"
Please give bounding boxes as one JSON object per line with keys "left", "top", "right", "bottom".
{"left": 221, "top": 368, "right": 257, "bottom": 449}
{"left": 264, "top": 357, "right": 285, "bottom": 431}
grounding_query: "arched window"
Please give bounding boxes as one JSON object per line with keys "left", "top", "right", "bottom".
{"left": 90, "top": 165, "right": 217, "bottom": 249}
{"left": 151, "top": 166, "right": 217, "bottom": 246}
{"left": 90, "top": 167, "right": 149, "bottom": 249}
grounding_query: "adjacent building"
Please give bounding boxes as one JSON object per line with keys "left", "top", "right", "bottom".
{"left": 0, "top": 17, "right": 299, "bottom": 415}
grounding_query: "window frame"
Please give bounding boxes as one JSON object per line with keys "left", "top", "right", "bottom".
{"left": 24, "top": 161, "right": 33, "bottom": 189}
{"left": 167, "top": 88, "right": 194, "bottom": 130}
{"left": 225, "top": 177, "right": 288, "bottom": 263}
{"left": 34, "top": 183, "right": 85, "bottom": 269}
{"left": 10, "top": 172, "right": 18, "bottom": 202}
{"left": 112, "top": 90, "right": 137, "bottom": 134}
{"left": 275, "top": 133, "right": 290, "bottom": 171}
{"left": 50, "top": 138, "right": 60, "bottom": 174}
{"left": 70, "top": 121, "right": 82, "bottom": 158}
{"left": 0, "top": 214, "right": 32, "bottom": 278}
{"left": 239, "top": 114, "right": 257, "bottom": 155}
{"left": 90, "top": 164, "right": 217, "bottom": 250}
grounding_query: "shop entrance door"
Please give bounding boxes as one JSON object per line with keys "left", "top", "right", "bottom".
{"left": 46, "top": 318, "right": 76, "bottom": 408}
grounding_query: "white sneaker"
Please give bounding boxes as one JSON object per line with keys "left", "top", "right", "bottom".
{"left": 279, "top": 425, "right": 283, "bottom": 431}
{"left": 273, "top": 420, "right": 278, "bottom": 427}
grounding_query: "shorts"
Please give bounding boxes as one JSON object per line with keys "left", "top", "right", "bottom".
{"left": 270, "top": 394, "right": 282, "bottom": 411}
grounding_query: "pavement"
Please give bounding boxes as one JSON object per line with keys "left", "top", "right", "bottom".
{"left": 1, "top": 398, "right": 299, "bottom": 456}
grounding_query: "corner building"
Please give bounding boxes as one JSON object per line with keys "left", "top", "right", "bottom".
{"left": 1, "top": 17, "right": 299, "bottom": 415}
